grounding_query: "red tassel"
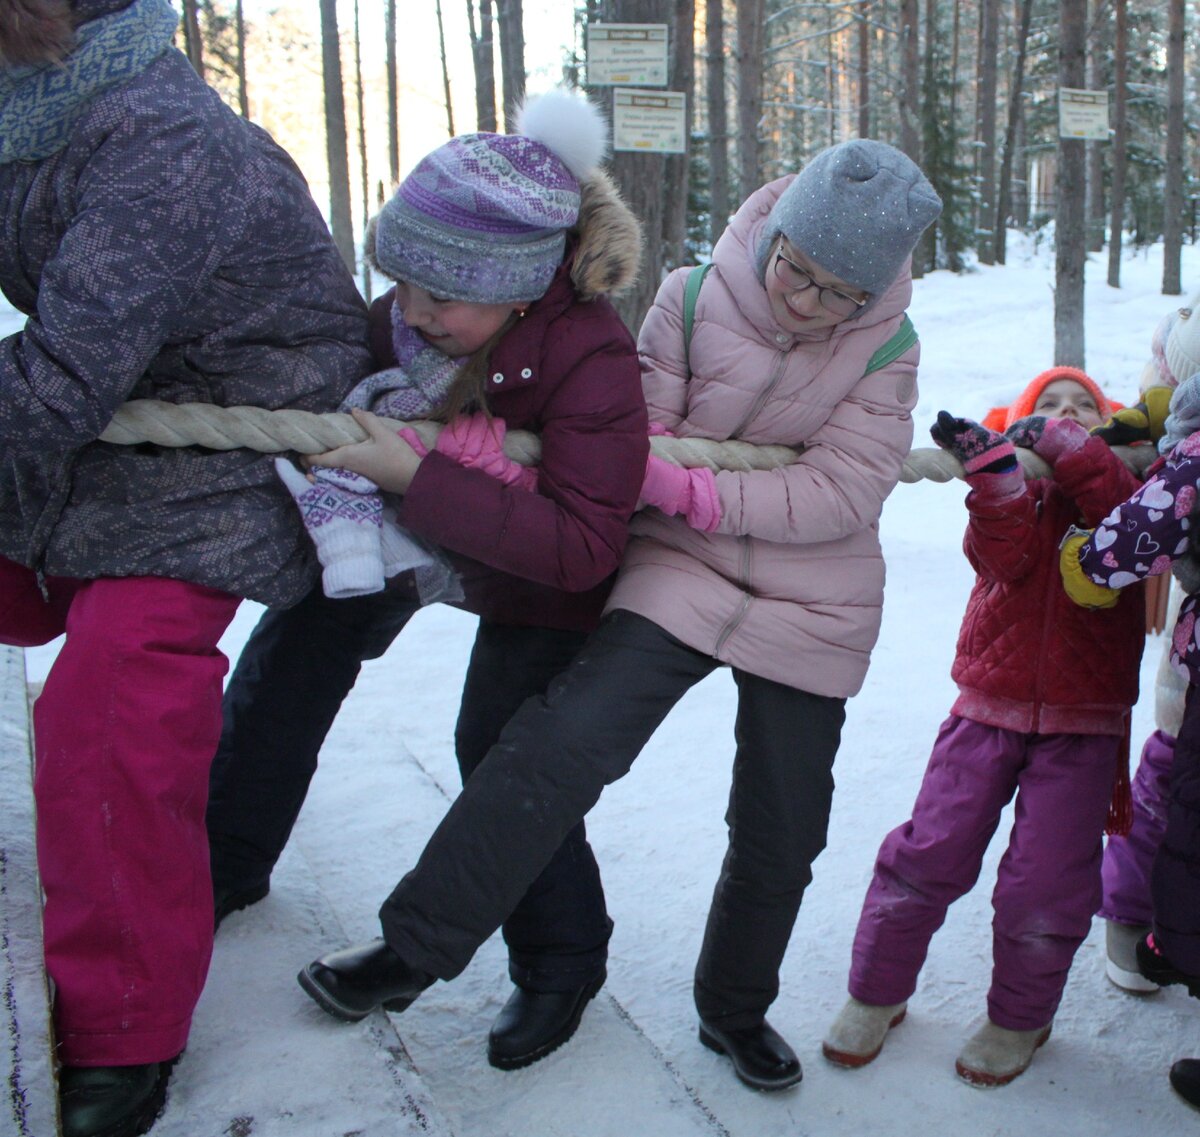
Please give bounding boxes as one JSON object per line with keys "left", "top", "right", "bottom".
{"left": 1105, "top": 718, "right": 1133, "bottom": 837}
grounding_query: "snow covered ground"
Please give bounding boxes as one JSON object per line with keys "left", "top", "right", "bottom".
{"left": 5, "top": 234, "right": 1200, "bottom": 1136}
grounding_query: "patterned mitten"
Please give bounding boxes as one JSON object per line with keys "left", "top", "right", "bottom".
{"left": 638, "top": 455, "right": 721, "bottom": 532}
{"left": 1091, "top": 387, "right": 1173, "bottom": 446}
{"left": 1008, "top": 415, "right": 1090, "bottom": 463}
{"left": 929, "top": 411, "right": 1017, "bottom": 474}
{"left": 275, "top": 457, "right": 384, "bottom": 598}
{"left": 435, "top": 412, "right": 536, "bottom": 489}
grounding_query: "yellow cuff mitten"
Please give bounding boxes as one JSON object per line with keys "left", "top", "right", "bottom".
{"left": 1059, "top": 530, "right": 1121, "bottom": 609}
{"left": 1143, "top": 386, "right": 1174, "bottom": 441}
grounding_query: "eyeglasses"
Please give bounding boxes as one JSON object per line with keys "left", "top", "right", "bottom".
{"left": 772, "top": 244, "right": 868, "bottom": 318}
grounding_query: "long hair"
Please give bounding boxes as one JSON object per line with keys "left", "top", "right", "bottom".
{"left": 434, "top": 314, "right": 522, "bottom": 422}
{"left": 0, "top": 0, "right": 77, "bottom": 67}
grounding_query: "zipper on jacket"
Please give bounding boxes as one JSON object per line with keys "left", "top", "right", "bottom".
{"left": 731, "top": 350, "right": 790, "bottom": 439}
{"left": 1030, "top": 552, "right": 1060, "bottom": 734}
{"left": 713, "top": 536, "right": 754, "bottom": 657}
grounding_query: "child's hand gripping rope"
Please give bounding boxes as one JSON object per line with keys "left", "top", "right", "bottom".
{"left": 929, "top": 411, "right": 1017, "bottom": 474}
{"left": 1090, "top": 386, "right": 1173, "bottom": 446}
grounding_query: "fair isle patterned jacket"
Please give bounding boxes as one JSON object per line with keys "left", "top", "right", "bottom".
{"left": 1077, "top": 433, "right": 1200, "bottom": 687}
{"left": 0, "top": 1, "right": 371, "bottom": 607}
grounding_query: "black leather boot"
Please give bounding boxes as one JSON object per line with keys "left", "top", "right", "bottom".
{"left": 487, "top": 973, "right": 605, "bottom": 1070}
{"left": 1137, "top": 932, "right": 1200, "bottom": 996}
{"left": 298, "top": 938, "right": 434, "bottom": 1022}
{"left": 1170, "top": 1058, "right": 1200, "bottom": 1109}
{"left": 59, "top": 1059, "right": 175, "bottom": 1137}
{"left": 213, "top": 879, "right": 270, "bottom": 932}
{"left": 698, "top": 1018, "right": 803, "bottom": 1090}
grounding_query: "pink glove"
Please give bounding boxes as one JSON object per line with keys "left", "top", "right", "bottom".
{"left": 647, "top": 421, "right": 676, "bottom": 437}
{"left": 638, "top": 455, "right": 720, "bottom": 532}
{"left": 1033, "top": 416, "right": 1091, "bottom": 463}
{"left": 435, "top": 412, "right": 536, "bottom": 490}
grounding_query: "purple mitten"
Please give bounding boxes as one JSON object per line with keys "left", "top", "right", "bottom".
{"left": 929, "top": 411, "right": 1017, "bottom": 474}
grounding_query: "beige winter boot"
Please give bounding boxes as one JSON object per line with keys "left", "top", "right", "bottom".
{"left": 821, "top": 997, "right": 907, "bottom": 1068}
{"left": 955, "top": 1019, "right": 1052, "bottom": 1087}
{"left": 1105, "top": 920, "right": 1158, "bottom": 994}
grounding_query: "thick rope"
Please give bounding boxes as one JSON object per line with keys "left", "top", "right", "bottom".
{"left": 97, "top": 399, "right": 1158, "bottom": 483}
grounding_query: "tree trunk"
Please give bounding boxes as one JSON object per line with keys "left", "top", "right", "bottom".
{"left": 319, "top": 0, "right": 356, "bottom": 274}
{"left": 661, "top": 0, "right": 695, "bottom": 272}
{"left": 1055, "top": 0, "right": 1087, "bottom": 367}
{"left": 995, "top": 0, "right": 1033, "bottom": 265}
{"left": 436, "top": 0, "right": 455, "bottom": 136}
{"left": 497, "top": 0, "right": 526, "bottom": 127}
{"left": 975, "top": 0, "right": 998, "bottom": 265}
{"left": 1084, "top": 0, "right": 1106, "bottom": 253}
{"left": 234, "top": 0, "right": 248, "bottom": 117}
{"left": 706, "top": 0, "right": 730, "bottom": 246}
{"left": 1162, "top": 0, "right": 1185, "bottom": 296}
{"left": 857, "top": 0, "right": 870, "bottom": 139}
{"left": 354, "top": 0, "right": 371, "bottom": 301}
{"left": 386, "top": 0, "right": 399, "bottom": 187}
{"left": 899, "top": 0, "right": 921, "bottom": 275}
{"left": 1106, "top": 0, "right": 1127, "bottom": 288}
{"left": 468, "top": 0, "right": 498, "bottom": 132}
{"left": 735, "top": 0, "right": 765, "bottom": 205}
{"left": 181, "top": 0, "right": 205, "bottom": 78}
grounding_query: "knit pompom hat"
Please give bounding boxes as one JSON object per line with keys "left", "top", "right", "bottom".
{"left": 980, "top": 366, "right": 1117, "bottom": 432}
{"left": 372, "top": 88, "right": 608, "bottom": 305}
{"left": 755, "top": 139, "right": 943, "bottom": 300}
{"left": 1161, "top": 295, "right": 1200, "bottom": 388}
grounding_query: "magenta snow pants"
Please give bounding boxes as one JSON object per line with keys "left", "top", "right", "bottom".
{"left": 848, "top": 715, "right": 1119, "bottom": 1031}
{"left": 1098, "top": 729, "right": 1174, "bottom": 927}
{"left": 0, "top": 558, "right": 238, "bottom": 1065}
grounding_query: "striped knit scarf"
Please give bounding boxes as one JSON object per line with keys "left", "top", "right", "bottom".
{"left": 0, "top": 0, "right": 179, "bottom": 165}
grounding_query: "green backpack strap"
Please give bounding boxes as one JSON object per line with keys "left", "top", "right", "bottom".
{"left": 682, "top": 262, "right": 715, "bottom": 374}
{"left": 864, "top": 314, "right": 918, "bottom": 374}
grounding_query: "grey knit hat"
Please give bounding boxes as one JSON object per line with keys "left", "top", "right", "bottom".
{"left": 757, "top": 140, "right": 942, "bottom": 298}
{"left": 373, "top": 88, "right": 608, "bottom": 304}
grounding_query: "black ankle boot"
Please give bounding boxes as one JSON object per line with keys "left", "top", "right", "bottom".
{"left": 213, "top": 879, "right": 270, "bottom": 932}
{"left": 1171, "top": 1058, "right": 1200, "bottom": 1109}
{"left": 698, "top": 1019, "right": 803, "bottom": 1091}
{"left": 487, "top": 973, "right": 605, "bottom": 1070}
{"left": 59, "top": 1059, "right": 175, "bottom": 1137}
{"left": 298, "top": 938, "right": 434, "bottom": 1022}
{"left": 1137, "top": 932, "right": 1200, "bottom": 996}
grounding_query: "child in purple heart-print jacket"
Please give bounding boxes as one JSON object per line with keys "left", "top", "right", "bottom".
{"left": 1068, "top": 388, "right": 1200, "bottom": 994}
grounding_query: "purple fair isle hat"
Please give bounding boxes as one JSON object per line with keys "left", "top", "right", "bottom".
{"left": 374, "top": 88, "right": 609, "bottom": 304}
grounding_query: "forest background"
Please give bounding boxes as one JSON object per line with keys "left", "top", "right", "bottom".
{"left": 176, "top": 0, "right": 1198, "bottom": 365}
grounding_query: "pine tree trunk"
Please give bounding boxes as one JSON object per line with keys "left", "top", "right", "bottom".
{"left": 995, "top": 0, "right": 1032, "bottom": 265}
{"left": 706, "top": 0, "right": 730, "bottom": 246}
{"left": 234, "top": 0, "right": 248, "bottom": 118}
{"left": 1106, "top": 0, "right": 1127, "bottom": 288}
{"left": 899, "top": 0, "right": 921, "bottom": 275}
{"left": 386, "top": 0, "right": 399, "bottom": 186}
{"left": 353, "top": 0, "right": 371, "bottom": 301}
{"left": 182, "top": 0, "right": 205, "bottom": 78}
{"left": 436, "top": 0, "right": 455, "bottom": 136}
{"left": 856, "top": 0, "right": 870, "bottom": 139}
{"left": 1084, "top": 0, "right": 1106, "bottom": 253}
{"left": 661, "top": 0, "right": 695, "bottom": 272}
{"left": 319, "top": 0, "right": 356, "bottom": 274}
{"left": 735, "top": 0, "right": 765, "bottom": 204}
{"left": 497, "top": 0, "right": 526, "bottom": 127}
{"left": 1055, "top": 0, "right": 1087, "bottom": 367}
{"left": 468, "top": 0, "right": 498, "bottom": 132}
{"left": 1162, "top": 0, "right": 1185, "bottom": 296}
{"left": 975, "top": 0, "right": 998, "bottom": 265}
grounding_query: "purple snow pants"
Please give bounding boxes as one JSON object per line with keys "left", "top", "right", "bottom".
{"left": 0, "top": 558, "right": 239, "bottom": 1065}
{"left": 848, "top": 715, "right": 1119, "bottom": 1031}
{"left": 1098, "top": 729, "right": 1175, "bottom": 927}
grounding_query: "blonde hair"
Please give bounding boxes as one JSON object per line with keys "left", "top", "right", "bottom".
{"left": 0, "top": 0, "right": 76, "bottom": 67}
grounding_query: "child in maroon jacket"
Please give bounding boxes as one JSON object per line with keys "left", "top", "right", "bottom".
{"left": 823, "top": 369, "right": 1145, "bottom": 1086}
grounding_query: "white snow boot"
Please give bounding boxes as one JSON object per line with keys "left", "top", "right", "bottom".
{"left": 955, "top": 1019, "right": 1051, "bottom": 1087}
{"left": 1105, "top": 920, "right": 1159, "bottom": 994}
{"left": 822, "top": 997, "right": 907, "bottom": 1068}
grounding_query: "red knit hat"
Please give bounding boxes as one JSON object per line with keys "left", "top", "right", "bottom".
{"left": 980, "top": 366, "right": 1120, "bottom": 432}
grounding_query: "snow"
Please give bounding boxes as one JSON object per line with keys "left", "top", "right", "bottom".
{"left": 5, "top": 235, "right": 1200, "bottom": 1135}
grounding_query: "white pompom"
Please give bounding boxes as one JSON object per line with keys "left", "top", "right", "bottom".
{"left": 515, "top": 88, "right": 608, "bottom": 179}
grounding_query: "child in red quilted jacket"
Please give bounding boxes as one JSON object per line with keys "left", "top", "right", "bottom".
{"left": 822, "top": 367, "right": 1147, "bottom": 1086}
